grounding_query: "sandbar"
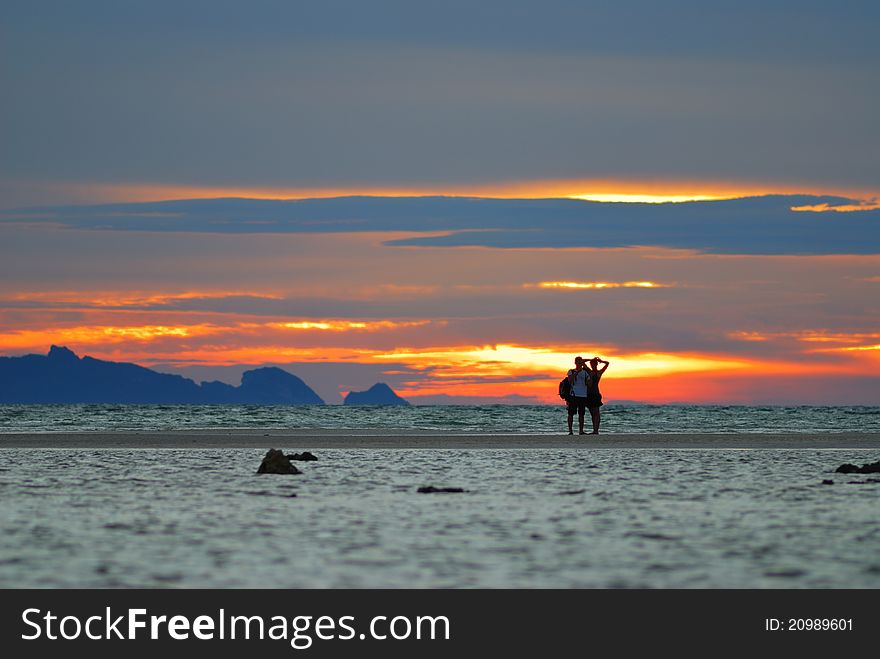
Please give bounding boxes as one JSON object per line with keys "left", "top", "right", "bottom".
{"left": 1, "top": 430, "right": 880, "bottom": 449}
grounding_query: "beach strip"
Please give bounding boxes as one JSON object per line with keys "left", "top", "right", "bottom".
{"left": 1, "top": 430, "right": 880, "bottom": 449}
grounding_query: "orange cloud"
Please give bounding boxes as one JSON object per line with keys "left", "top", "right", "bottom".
{"left": 791, "top": 201, "right": 880, "bottom": 212}
{"left": 0, "top": 325, "right": 218, "bottom": 348}
{"left": 726, "top": 331, "right": 770, "bottom": 342}
{"left": 269, "top": 320, "right": 431, "bottom": 332}
{"left": 728, "top": 329, "right": 880, "bottom": 349}
{"left": 0, "top": 318, "right": 434, "bottom": 353}
{"left": 373, "top": 344, "right": 747, "bottom": 378}
{"left": 3, "top": 290, "right": 283, "bottom": 308}
{"left": 532, "top": 281, "right": 668, "bottom": 290}
{"left": 816, "top": 344, "right": 880, "bottom": 353}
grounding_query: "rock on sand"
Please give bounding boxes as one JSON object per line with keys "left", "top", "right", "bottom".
{"left": 256, "top": 448, "right": 302, "bottom": 475}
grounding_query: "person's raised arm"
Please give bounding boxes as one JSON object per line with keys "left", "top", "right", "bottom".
{"left": 596, "top": 358, "right": 610, "bottom": 374}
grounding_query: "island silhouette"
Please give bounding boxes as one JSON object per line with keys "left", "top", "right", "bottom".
{"left": 0, "top": 346, "right": 329, "bottom": 404}
{"left": 343, "top": 382, "right": 410, "bottom": 406}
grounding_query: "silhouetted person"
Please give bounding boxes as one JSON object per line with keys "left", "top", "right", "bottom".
{"left": 566, "top": 356, "right": 591, "bottom": 435}
{"left": 586, "top": 357, "right": 609, "bottom": 434}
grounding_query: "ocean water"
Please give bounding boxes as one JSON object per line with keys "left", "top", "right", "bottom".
{"left": 2, "top": 403, "right": 880, "bottom": 434}
{"left": 2, "top": 405, "right": 879, "bottom": 588}
{"left": 1, "top": 447, "right": 879, "bottom": 588}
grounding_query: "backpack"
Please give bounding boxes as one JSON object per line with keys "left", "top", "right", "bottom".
{"left": 558, "top": 376, "right": 572, "bottom": 400}
{"left": 560, "top": 369, "right": 592, "bottom": 399}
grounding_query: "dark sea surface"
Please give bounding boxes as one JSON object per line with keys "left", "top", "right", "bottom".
{"left": 1, "top": 447, "right": 879, "bottom": 588}
{"left": 2, "top": 404, "right": 880, "bottom": 434}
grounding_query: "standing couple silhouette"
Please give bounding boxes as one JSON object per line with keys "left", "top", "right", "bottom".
{"left": 566, "top": 356, "right": 609, "bottom": 435}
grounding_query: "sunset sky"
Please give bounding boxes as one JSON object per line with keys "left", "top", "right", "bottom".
{"left": 1, "top": 1, "right": 879, "bottom": 404}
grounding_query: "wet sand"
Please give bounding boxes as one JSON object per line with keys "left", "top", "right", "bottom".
{"left": 2, "top": 430, "right": 880, "bottom": 449}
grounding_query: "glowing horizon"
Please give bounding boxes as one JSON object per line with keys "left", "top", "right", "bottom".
{"left": 3, "top": 334, "right": 878, "bottom": 404}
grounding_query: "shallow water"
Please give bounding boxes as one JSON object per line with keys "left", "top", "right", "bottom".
{"left": 2, "top": 404, "right": 880, "bottom": 434}
{"left": 1, "top": 448, "right": 878, "bottom": 588}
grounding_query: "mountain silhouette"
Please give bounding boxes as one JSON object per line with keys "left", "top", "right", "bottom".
{"left": 343, "top": 382, "right": 410, "bottom": 406}
{"left": 199, "top": 367, "right": 324, "bottom": 405}
{"left": 0, "top": 346, "right": 324, "bottom": 404}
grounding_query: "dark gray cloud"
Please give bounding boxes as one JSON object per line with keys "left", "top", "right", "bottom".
{"left": 5, "top": 195, "right": 879, "bottom": 254}
{"left": 2, "top": 2, "right": 877, "bottom": 192}
{"left": 4, "top": 1, "right": 877, "bottom": 61}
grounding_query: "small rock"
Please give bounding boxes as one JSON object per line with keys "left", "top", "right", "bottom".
{"left": 256, "top": 448, "right": 302, "bottom": 475}
{"left": 821, "top": 480, "right": 834, "bottom": 485}
{"left": 287, "top": 451, "right": 318, "bottom": 461}
{"left": 835, "top": 461, "right": 880, "bottom": 474}
{"left": 417, "top": 486, "right": 465, "bottom": 494}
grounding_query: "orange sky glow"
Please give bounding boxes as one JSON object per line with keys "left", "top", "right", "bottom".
{"left": 3, "top": 319, "right": 878, "bottom": 403}
{"left": 2, "top": 182, "right": 879, "bottom": 404}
